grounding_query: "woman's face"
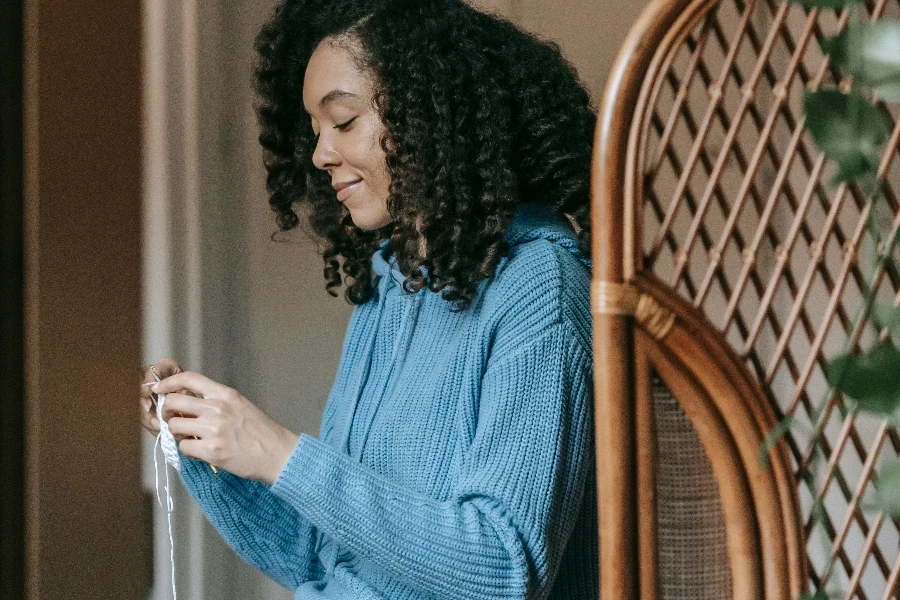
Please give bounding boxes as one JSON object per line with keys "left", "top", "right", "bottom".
{"left": 303, "top": 39, "right": 392, "bottom": 231}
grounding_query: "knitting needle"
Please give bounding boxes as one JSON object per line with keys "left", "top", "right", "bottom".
{"left": 149, "top": 365, "right": 219, "bottom": 475}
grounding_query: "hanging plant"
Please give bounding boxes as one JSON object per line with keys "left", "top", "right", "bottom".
{"left": 764, "top": 1, "right": 900, "bottom": 597}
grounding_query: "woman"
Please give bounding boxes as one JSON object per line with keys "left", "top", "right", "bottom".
{"left": 141, "top": 0, "right": 597, "bottom": 597}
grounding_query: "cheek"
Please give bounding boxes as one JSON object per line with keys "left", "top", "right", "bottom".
{"left": 367, "top": 160, "right": 390, "bottom": 202}
{"left": 344, "top": 128, "right": 380, "bottom": 171}
{"left": 358, "top": 119, "right": 385, "bottom": 161}
{"left": 362, "top": 136, "right": 390, "bottom": 192}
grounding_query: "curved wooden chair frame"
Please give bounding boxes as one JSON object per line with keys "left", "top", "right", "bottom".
{"left": 590, "top": 0, "right": 807, "bottom": 597}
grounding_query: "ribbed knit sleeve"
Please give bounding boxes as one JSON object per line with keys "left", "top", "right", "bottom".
{"left": 270, "top": 321, "right": 593, "bottom": 600}
{"left": 178, "top": 455, "right": 322, "bottom": 589}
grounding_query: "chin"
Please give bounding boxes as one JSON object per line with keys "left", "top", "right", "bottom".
{"left": 348, "top": 207, "right": 392, "bottom": 231}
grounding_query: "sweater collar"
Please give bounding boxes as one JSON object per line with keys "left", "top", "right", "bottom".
{"left": 370, "top": 202, "right": 588, "bottom": 287}
{"left": 501, "top": 202, "right": 578, "bottom": 247}
{"left": 502, "top": 202, "right": 591, "bottom": 269}
{"left": 371, "top": 241, "right": 411, "bottom": 289}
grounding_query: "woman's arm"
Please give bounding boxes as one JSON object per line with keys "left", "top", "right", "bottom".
{"left": 142, "top": 359, "right": 323, "bottom": 591}
{"left": 177, "top": 453, "right": 322, "bottom": 590}
{"left": 144, "top": 313, "right": 361, "bottom": 590}
{"left": 270, "top": 322, "right": 593, "bottom": 600}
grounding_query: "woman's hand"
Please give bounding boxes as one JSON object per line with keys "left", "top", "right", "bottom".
{"left": 139, "top": 358, "right": 185, "bottom": 437}
{"left": 150, "top": 369, "right": 300, "bottom": 485}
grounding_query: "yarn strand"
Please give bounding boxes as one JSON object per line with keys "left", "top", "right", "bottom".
{"left": 154, "top": 392, "right": 180, "bottom": 600}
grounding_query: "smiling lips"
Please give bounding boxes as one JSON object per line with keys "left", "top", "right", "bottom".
{"left": 333, "top": 178, "right": 362, "bottom": 202}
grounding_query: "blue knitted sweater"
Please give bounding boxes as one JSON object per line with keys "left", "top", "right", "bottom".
{"left": 178, "top": 202, "right": 598, "bottom": 599}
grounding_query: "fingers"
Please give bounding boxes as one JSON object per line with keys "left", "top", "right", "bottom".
{"left": 152, "top": 370, "right": 227, "bottom": 399}
{"left": 158, "top": 392, "right": 216, "bottom": 420}
{"left": 139, "top": 377, "right": 155, "bottom": 401}
{"left": 151, "top": 357, "right": 184, "bottom": 380}
{"left": 139, "top": 358, "right": 184, "bottom": 400}
{"left": 138, "top": 358, "right": 185, "bottom": 437}
{"left": 178, "top": 438, "right": 204, "bottom": 461}
{"left": 166, "top": 416, "right": 206, "bottom": 440}
{"left": 140, "top": 400, "right": 160, "bottom": 436}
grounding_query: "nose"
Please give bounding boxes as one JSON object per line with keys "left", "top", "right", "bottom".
{"left": 312, "top": 131, "right": 341, "bottom": 171}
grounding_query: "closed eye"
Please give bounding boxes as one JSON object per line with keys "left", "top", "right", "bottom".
{"left": 334, "top": 117, "right": 357, "bottom": 131}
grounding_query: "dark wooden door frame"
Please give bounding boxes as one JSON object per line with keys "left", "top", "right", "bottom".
{"left": 12, "top": 0, "right": 146, "bottom": 597}
{"left": 0, "top": 0, "right": 26, "bottom": 597}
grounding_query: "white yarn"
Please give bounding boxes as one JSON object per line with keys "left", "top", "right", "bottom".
{"left": 156, "top": 393, "right": 182, "bottom": 472}
{"left": 153, "top": 392, "right": 179, "bottom": 600}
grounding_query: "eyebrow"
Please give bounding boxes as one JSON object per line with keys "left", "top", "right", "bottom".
{"left": 318, "top": 89, "right": 360, "bottom": 109}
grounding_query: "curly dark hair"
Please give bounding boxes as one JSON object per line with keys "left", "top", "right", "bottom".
{"left": 255, "top": 0, "right": 596, "bottom": 309}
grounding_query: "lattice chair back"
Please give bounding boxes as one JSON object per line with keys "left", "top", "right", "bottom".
{"left": 591, "top": 0, "right": 900, "bottom": 598}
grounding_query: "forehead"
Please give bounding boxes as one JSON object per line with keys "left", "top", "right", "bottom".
{"left": 303, "top": 40, "right": 373, "bottom": 113}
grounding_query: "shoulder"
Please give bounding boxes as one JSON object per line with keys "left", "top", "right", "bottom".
{"left": 479, "top": 237, "right": 592, "bottom": 357}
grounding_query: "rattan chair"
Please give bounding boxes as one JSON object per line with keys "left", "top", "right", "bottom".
{"left": 590, "top": 0, "right": 900, "bottom": 598}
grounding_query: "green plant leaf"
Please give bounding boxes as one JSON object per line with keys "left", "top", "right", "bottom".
{"left": 804, "top": 89, "right": 890, "bottom": 184}
{"left": 823, "top": 22, "right": 900, "bottom": 101}
{"left": 831, "top": 154, "right": 878, "bottom": 186}
{"left": 875, "top": 459, "right": 900, "bottom": 517}
{"left": 788, "top": 0, "right": 862, "bottom": 8}
{"left": 866, "top": 194, "right": 893, "bottom": 245}
{"left": 826, "top": 341, "right": 900, "bottom": 415}
{"left": 859, "top": 174, "right": 887, "bottom": 200}
{"left": 797, "top": 591, "right": 831, "bottom": 600}
{"left": 872, "top": 303, "right": 900, "bottom": 337}
{"left": 759, "top": 414, "right": 795, "bottom": 467}
{"left": 875, "top": 81, "right": 900, "bottom": 102}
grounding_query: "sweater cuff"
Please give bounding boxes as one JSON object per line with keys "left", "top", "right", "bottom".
{"left": 270, "top": 434, "right": 329, "bottom": 514}
{"left": 178, "top": 449, "right": 226, "bottom": 495}
{"left": 271, "top": 433, "right": 324, "bottom": 494}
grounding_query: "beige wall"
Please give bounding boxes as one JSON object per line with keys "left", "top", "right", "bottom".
{"left": 472, "top": 0, "right": 650, "bottom": 101}
{"left": 148, "top": 0, "right": 649, "bottom": 598}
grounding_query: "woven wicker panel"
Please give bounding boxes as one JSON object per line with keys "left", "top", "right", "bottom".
{"left": 639, "top": 0, "right": 900, "bottom": 598}
{"left": 652, "top": 374, "right": 734, "bottom": 600}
